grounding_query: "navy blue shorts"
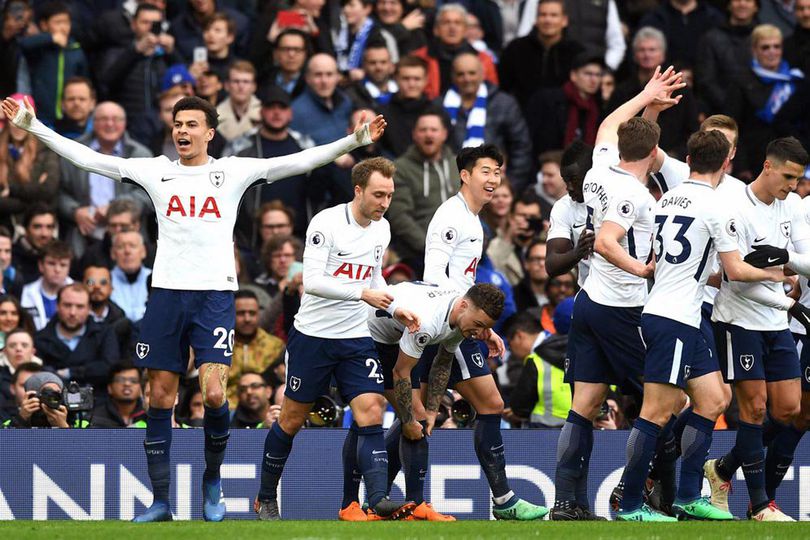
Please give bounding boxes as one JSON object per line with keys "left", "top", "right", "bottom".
{"left": 135, "top": 288, "right": 235, "bottom": 373}
{"left": 563, "top": 327, "right": 575, "bottom": 384}
{"left": 713, "top": 322, "right": 800, "bottom": 383}
{"left": 284, "top": 326, "right": 383, "bottom": 403}
{"left": 701, "top": 302, "right": 718, "bottom": 361}
{"left": 420, "top": 339, "right": 490, "bottom": 388}
{"left": 641, "top": 314, "right": 717, "bottom": 389}
{"left": 376, "top": 341, "right": 423, "bottom": 390}
{"left": 569, "top": 290, "right": 645, "bottom": 386}
{"left": 791, "top": 333, "right": 810, "bottom": 391}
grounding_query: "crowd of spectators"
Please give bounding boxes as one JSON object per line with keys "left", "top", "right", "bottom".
{"left": 3, "top": 0, "right": 810, "bottom": 430}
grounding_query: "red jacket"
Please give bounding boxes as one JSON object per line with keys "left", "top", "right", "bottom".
{"left": 412, "top": 45, "right": 499, "bottom": 100}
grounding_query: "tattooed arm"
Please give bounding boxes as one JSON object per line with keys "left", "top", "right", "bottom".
{"left": 424, "top": 346, "right": 454, "bottom": 436}
{"left": 392, "top": 349, "right": 423, "bottom": 440}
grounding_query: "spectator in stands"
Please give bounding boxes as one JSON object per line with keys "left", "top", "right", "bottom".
{"left": 0, "top": 230, "right": 24, "bottom": 298}
{"left": 758, "top": 0, "right": 797, "bottom": 37}
{"left": 0, "top": 94, "right": 60, "bottom": 232}
{"left": 12, "top": 204, "right": 57, "bottom": 284}
{"left": 258, "top": 29, "right": 311, "bottom": 98}
{"left": 110, "top": 231, "right": 152, "bottom": 322}
{"left": 343, "top": 106, "right": 386, "bottom": 167}
{"left": 0, "top": 328, "right": 42, "bottom": 418}
{"left": 231, "top": 371, "right": 280, "bottom": 428}
{"left": 291, "top": 53, "right": 354, "bottom": 146}
{"left": 346, "top": 42, "right": 398, "bottom": 109}
{"left": 335, "top": 0, "right": 397, "bottom": 80}
{"left": 441, "top": 52, "right": 532, "bottom": 192}
{"left": 18, "top": 1, "right": 88, "bottom": 127}
{"left": 99, "top": 3, "right": 181, "bottom": 146}
{"left": 177, "top": 381, "right": 205, "bottom": 427}
{"left": 256, "top": 235, "right": 303, "bottom": 339}
{"left": 785, "top": 0, "right": 810, "bottom": 74}
{"left": 382, "top": 261, "right": 415, "bottom": 285}
{"left": 374, "top": 0, "right": 427, "bottom": 55}
{"left": 638, "top": 0, "right": 724, "bottom": 67}
{"left": 57, "top": 102, "right": 153, "bottom": 260}
{"left": 488, "top": 193, "right": 544, "bottom": 285}
{"left": 526, "top": 52, "right": 604, "bottom": 159}
{"left": 413, "top": 3, "right": 499, "bottom": 100}
{"left": 232, "top": 87, "right": 314, "bottom": 248}
{"left": 54, "top": 77, "right": 95, "bottom": 139}
{"left": 170, "top": 0, "right": 250, "bottom": 62}
{"left": 481, "top": 178, "right": 514, "bottom": 243}
{"left": 538, "top": 271, "right": 575, "bottom": 332}
{"left": 378, "top": 55, "right": 431, "bottom": 157}
{"left": 476, "top": 224, "right": 517, "bottom": 336}
{"left": 75, "top": 198, "right": 148, "bottom": 274}
{"left": 513, "top": 239, "right": 549, "bottom": 312}
{"left": 0, "top": 295, "right": 35, "bottom": 348}
{"left": 34, "top": 283, "right": 119, "bottom": 392}
{"left": 90, "top": 362, "right": 144, "bottom": 427}
{"left": 196, "top": 68, "right": 225, "bottom": 106}
{"left": 256, "top": 202, "right": 296, "bottom": 245}
{"left": 386, "top": 109, "right": 454, "bottom": 269}
{"left": 161, "top": 63, "right": 196, "bottom": 97}
{"left": 195, "top": 12, "right": 238, "bottom": 82}
{"left": 2, "top": 365, "right": 79, "bottom": 428}
{"left": 84, "top": 265, "right": 132, "bottom": 360}
{"left": 558, "top": 0, "right": 625, "bottom": 72}
{"left": 726, "top": 24, "right": 805, "bottom": 179}
{"left": 498, "top": 0, "right": 584, "bottom": 111}
{"left": 606, "top": 27, "right": 699, "bottom": 158}
{"left": 534, "top": 151, "right": 567, "bottom": 218}
{"left": 0, "top": 0, "right": 33, "bottom": 98}
{"left": 217, "top": 60, "right": 262, "bottom": 141}
{"left": 21, "top": 241, "right": 73, "bottom": 330}
{"left": 229, "top": 290, "right": 285, "bottom": 407}
{"left": 695, "top": 0, "right": 759, "bottom": 115}
{"left": 465, "top": 12, "right": 498, "bottom": 64}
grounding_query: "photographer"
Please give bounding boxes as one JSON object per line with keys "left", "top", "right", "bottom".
{"left": 2, "top": 363, "right": 87, "bottom": 428}
{"left": 488, "top": 192, "right": 546, "bottom": 286}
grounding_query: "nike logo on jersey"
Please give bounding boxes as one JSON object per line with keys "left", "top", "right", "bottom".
{"left": 573, "top": 223, "right": 585, "bottom": 228}
{"left": 754, "top": 236, "right": 766, "bottom": 242}
{"left": 337, "top": 251, "right": 352, "bottom": 256}
{"left": 469, "top": 238, "right": 479, "bottom": 242}
{"left": 161, "top": 177, "right": 177, "bottom": 182}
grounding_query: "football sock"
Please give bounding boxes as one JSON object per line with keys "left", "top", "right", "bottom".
{"left": 203, "top": 403, "right": 229, "bottom": 482}
{"left": 735, "top": 421, "right": 768, "bottom": 513}
{"left": 341, "top": 422, "right": 361, "bottom": 508}
{"left": 765, "top": 422, "right": 804, "bottom": 501}
{"left": 400, "top": 422, "right": 428, "bottom": 505}
{"left": 677, "top": 411, "right": 714, "bottom": 502}
{"left": 385, "top": 419, "right": 402, "bottom": 491}
{"left": 474, "top": 414, "right": 510, "bottom": 499}
{"left": 555, "top": 410, "right": 592, "bottom": 505}
{"left": 357, "top": 424, "right": 388, "bottom": 508}
{"left": 144, "top": 407, "right": 173, "bottom": 505}
{"left": 259, "top": 422, "right": 294, "bottom": 501}
{"left": 620, "top": 417, "right": 660, "bottom": 512}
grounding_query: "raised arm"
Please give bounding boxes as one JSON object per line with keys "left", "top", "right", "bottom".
{"left": 2, "top": 97, "right": 125, "bottom": 181}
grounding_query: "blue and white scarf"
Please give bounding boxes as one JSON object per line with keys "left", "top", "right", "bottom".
{"left": 443, "top": 83, "right": 487, "bottom": 148}
{"left": 335, "top": 17, "right": 375, "bottom": 72}
{"left": 364, "top": 78, "right": 398, "bottom": 105}
{"left": 752, "top": 59, "right": 804, "bottom": 124}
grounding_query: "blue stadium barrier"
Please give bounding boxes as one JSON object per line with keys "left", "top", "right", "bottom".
{"left": 1, "top": 429, "right": 809, "bottom": 520}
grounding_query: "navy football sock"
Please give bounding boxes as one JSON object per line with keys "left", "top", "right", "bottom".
{"left": 341, "top": 422, "right": 361, "bottom": 508}
{"left": 555, "top": 410, "right": 592, "bottom": 506}
{"left": 259, "top": 422, "right": 294, "bottom": 501}
{"left": 400, "top": 422, "right": 428, "bottom": 505}
{"left": 357, "top": 424, "right": 388, "bottom": 508}
{"left": 765, "top": 422, "right": 804, "bottom": 501}
{"left": 474, "top": 414, "right": 510, "bottom": 499}
{"left": 649, "top": 416, "right": 677, "bottom": 508}
{"left": 203, "top": 403, "right": 230, "bottom": 482}
{"left": 672, "top": 407, "right": 692, "bottom": 457}
{"left": 575, "top": 424, "right": 594, "bottom": 509}
{"left": 620, "top": 418, "right": 661, "bottom": 512}
{"left": 677, "top": 411, "right": 714, "bottom": 502}
{"left": 144, "top": 407, "right": 173, "bottom": 505}
{"left": 385, "top": 419, "right": 402, "bottom": 491}
{"left": 734, "top": 421, "right": 768, "bottom": 512}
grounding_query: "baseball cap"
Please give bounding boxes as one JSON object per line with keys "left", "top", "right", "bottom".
{"left": 161, "top": 64, "right": 196, "bottom": 92}
{"left": 24, "top": 371, "right": 64, "bottom": 393}
{"left": 553, "top": 296, "right": 575, "bottom": 335}
{"left": 257, "top": 85, "right": 291, "bottom": 108}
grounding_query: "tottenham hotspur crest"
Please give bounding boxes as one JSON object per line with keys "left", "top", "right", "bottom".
{"left": 740, "top": 354, "right": 754, "bottom": 371}
{"left": 210, "top": 171, "right": 225, "bottom": 188}
{"left": 471, "top": 352, "right": 484, "bottom": 368}
{"left": 289, "top": 376, "right": 301, "bottom": 392}
{"left": 374, "top": 245, "right": 383, "bottom": 262}
{"left": 781, "top": 221, "right": 791, "bottom": 238}
{"left": 136, "top": 342, "right": 150, "bottom": 359}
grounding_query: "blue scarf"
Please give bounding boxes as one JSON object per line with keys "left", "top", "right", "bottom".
{"left": 363, "top": 78, "right": 398, "bottom": 105}
{"left": 443, "top": 83, "right": 488, "bottom": 148}
{"left": 336, "top": 17, "right": 374, "bottom": 72}
{"left": 752, "top": 59, "right": 804, "bottom": 124}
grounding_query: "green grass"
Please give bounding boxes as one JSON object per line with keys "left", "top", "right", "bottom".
{"left": 1, "top": 521, "right": 809, "bottom": 540}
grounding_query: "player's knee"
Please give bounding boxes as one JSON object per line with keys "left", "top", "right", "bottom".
{"left": 279, "top": 410, "right": 306, "bottom": 435}
{"left": 693, "top": 394, "right": 727, "bottom": 421}
{"left": 741, "top": 397, "right": 768, "bottom": 424}
{"left": 203, "top": 386, "right": 226, "bottom": 408}
{"left": 476, "top": 394, "right": 504, "bottom": 415}
{"left": 771, "top": 401, "right": 801, "bottom": 424}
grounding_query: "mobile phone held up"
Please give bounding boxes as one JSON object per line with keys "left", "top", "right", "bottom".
{"left": 277, "top": 10, "right": 307, "bottom": 28}
{"left": 193, "top": 46, "right": 208, "bottom": 64}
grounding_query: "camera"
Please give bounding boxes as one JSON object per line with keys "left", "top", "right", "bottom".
{"left": 39, "top": 381, "right": 94, "bottom": 412}
{"left": 451, "top": 398, "right": 477, "bottom": 427}
{"left": 595, "top": 401, "right": 610, "bottom": 422}
{"left": 307, "top": 395, "right": 341, "bottom": 427}
{"left": 150, "top": 21, "right": 164, "bottom": 35}
{"left": 38, "top": 387, "right": 63, "bottom": 410}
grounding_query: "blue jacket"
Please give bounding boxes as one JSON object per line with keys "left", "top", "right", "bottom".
{"left": 476, "top": 255, "right": 517, "bottom": 335}
{"left": 290, "top": 86, "right": 353, "bottom": 146}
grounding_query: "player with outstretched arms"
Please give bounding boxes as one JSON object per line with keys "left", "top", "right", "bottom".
{"left": 1, "top": 95, "right": 386, "bottom": 523}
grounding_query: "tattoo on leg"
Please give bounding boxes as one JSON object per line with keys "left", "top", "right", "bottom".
{"left": 426, "top": 348, "right": 453, "bottom": 413}
{"left": 394, "top": 378, "right": 414, "bottom": 424}
{"left": 201, "top": 363, "right": 229, "bottom": 407}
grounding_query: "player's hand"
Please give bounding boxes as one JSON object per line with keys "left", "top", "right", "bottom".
{"left": 361, "top": 288, "right": 394, "bottom": 309}
{"left": 764, "top": 266, "right": 788, "bottom": 283}
{"left": 402, "top": 8, "right": 425, "bottom": 30}
{"left": 2, "top": 95, "right": 36, "bottom": 129}
{"left": 74, "top": 206, "right": 96, "bottom": 236}
{"left": 19, "top": 391, "right": 40, "bottom": 421}
{"left": 354, "top": 113, "right": 387, "bottom": 145}
{"left": 641, "top": 65, "right": 685, "bottom": 106}
{"left": 403, "top": 420, "right": 424, "bottom": 440}
{"left": 424, "top": 410, "right": 438, "bottom": 436}
{"left": 481, "top": 328, "right": 506, "bottom": 359}
{"left": 394, "top": 307, "right": 421, "bottom": 333}
{"left": 789, "top": 301, "right": 810, "bottom": 333}
{"left": 575, "top": 229, "right": 595, "bottom": 260}
{"left": 744, "top": 244, "right": 789, "bottom": 268}
{"left": 636, "top": 259, "right": 655, "bottom": 279}
{"left": 43, "top": 404, "right": 69, "bottom": 428}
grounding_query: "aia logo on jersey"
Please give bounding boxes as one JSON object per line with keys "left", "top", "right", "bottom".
{"left": 465, "top": 257, "right": 479, "bottom": 278}
{"left": 740, "top": 354, "right": 754, "bottom": 371}
{"left": 166, "top": 195, "right": 221, "bottom": 218}
{"left": 136, "top": 342, "right": 150, "bottom": 359}
{"left": 210, "top": 171, "right": 224, "bottom": 188}
{"left": 334, "top": 263, "right": 373, "bottom": 280}
{"left": 442, "top": 227, "right": 457, "bottom": 244}
{"left": 781, "top": 221, "right": 791, "bottom": 238}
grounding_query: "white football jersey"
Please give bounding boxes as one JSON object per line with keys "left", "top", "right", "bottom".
{"left": 294, "top": 204, "right": 390, "bottom": 339}
{"left": 702, "top": 175, "right": 748, "bottom": 305}
{"left": 367, "top": 282, "right": 464, "bottom": 357}
{"left": 547, "top": 194, "right": 590, "bottom": 288}
{"left": 644, "top": 180, "right": 738, "bottom": 328}
{"left": 581, "top": 144, "right": 656, "bottom": 307}
{"left": 790, "top": 196, "right": 810, "bottom": 335}
{"left": 424, "top": 192, "right": 484, "bottom": 292}
{"left": 650, "top": 152, "right": 689, "bottom": 194}
{"left": 713, "top": 190, "right": 810, "bottom": 331}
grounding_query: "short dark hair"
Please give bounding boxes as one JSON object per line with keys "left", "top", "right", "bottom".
{"left": 275, "top": 28, "right": 312, "bottom": 53}
{"left": 235, "top": 289, "right": 259, "bottom": 302}
{"left": 11, "top": 362, "right": 42, "bottom": 385}
{"left": 108, "top": 361, "right": 140, "bottom": 385}
{"left": 560, "top": 139, "right": 593, "bottom": 182}
{"left": 0, "top": 294, "right": 35, "bottom": 335}
{"left": 456, "top": 144, "right": 504, "bottom": 176}
{"left": 203, "top": 11, "right": 235, "bottom": 34}
{"left": 107, "top": 198, "right": 142, "bottom": 221}
{"left": 538, "top": 0, "right": 566, "bottom": 14}
{"left": 56, "top": 282, "right": 89, "bottom": 303}
{"left": 415, "top": 106, "right": 450, "bottom": 131}
{"left": 261, "top": 234, "right": 301, "bottom": 269}
{"left": 617, "top": 117, "right": 660, "bottom": 162}
{"left": 766, "top": 137, "right": 810, "bottom": 167}
{"left": 352, "top": 157, "right": 396, "bottom": 188}
{"left": 505, "top": 311, "right": 542, "bottom": 340}
{"left": 23, "top": 203, "right": 56, "bottom": 228}
{"left": 173, "top": 96, "right": 219, "bottom": 129}
{"left": 0, "top": 225, "right": 11, "bottom": 241}
{"left": 511, "top": 190, "right": 543, "bottom": 213}
{"left": 40, "top": 239, "right": 72, "bottom": 261}
{"left": 464, "top": 283, "right": 505, "bottom": 321}
{"left": 3, "top": 327, "right": 34, "bottom": 346}
{"left": 37, "top": 1, "right": 69, "bottom": 23}
{"left": 538, "top": 149, "right": 563, "bottom": 167}
{"left": 256, "top": 201, "right": 295, "bottom": 228}
{"left": 687, "top": 130, "right": 730, "bottom": 174}
{"left": 396, "top": 55, "right": 428, "bottom": 75}
{"left": 63, "top": 76, "right": 96, "bottom": 99}
{"left": 134, "top": 3, "right": 162, "bottom": 19}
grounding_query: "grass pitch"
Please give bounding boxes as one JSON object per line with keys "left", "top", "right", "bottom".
{"left": 1, "top": 520, "right": 809, "bottom": 540}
